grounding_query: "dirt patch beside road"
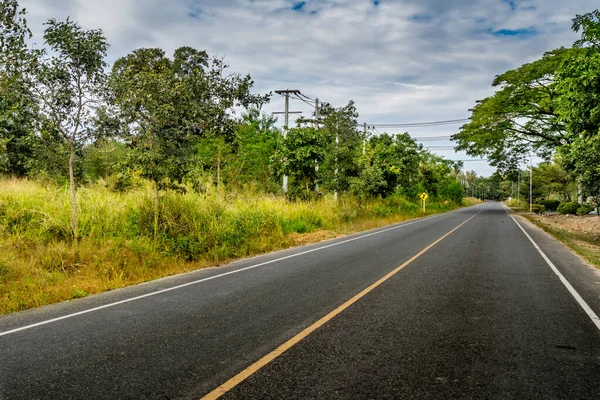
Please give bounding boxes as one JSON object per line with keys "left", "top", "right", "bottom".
{"left": 524, "top": 214, "right": 600, "bottom": 269}
{"left": 528, "top": 214, "right": 600, "bottom": 241}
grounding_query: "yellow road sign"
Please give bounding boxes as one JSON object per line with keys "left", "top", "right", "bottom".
{"left": 420, "top": 192, "right": 429, "bottom": 201}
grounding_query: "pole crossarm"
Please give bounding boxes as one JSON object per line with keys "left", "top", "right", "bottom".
{"left": 275, "top": 90, "right": 301, "bottom": 95}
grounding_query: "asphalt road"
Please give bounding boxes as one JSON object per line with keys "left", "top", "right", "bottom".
{"left": 1, "top": 202, "right": 600, "bottom": 399}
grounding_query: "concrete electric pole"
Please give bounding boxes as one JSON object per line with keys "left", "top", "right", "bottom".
{"left": 529, "top": 153, "right": 533, "bottom": 213}
{"left": 273, "top": 90, "right": 302, "bottom": 193}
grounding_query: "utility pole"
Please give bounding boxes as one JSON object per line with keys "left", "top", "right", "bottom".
{"left": 518, "top": 169, "right": 521, "bottom": 204}
{"left": 530, "top": 153, "right": 533, "bottom": 213}
{"left": 314, "top": 98, "right": 319, "bottom": 128}
{"left": 363, "top": 122, "right": 367, "bottom": 154}
{"left": 273, "top": 90, "right": 302, "bottom": 193}
{"left": 334, "top": 133, "right": 339, "bottom": 202}
{"left": 315, "top": 98, "right": 319, "bottom": 191}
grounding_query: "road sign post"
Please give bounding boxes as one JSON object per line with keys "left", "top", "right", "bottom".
{"left": 420, "top": 192, "right": 429, "bottom": 213}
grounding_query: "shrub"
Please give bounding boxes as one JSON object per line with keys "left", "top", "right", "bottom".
{"left": 537, "top": 199, "right": 560, "bottom": 212}
{"left": 558, "top": 202, "right": 580, "bottom": 215}
{"left": 440, "top": 181, "right": 464, "bottom": 205}
{"left": 577, "top": 205, "right": 594, "bottom": 216}
{"left": 531, "top": 204, "right": 546, "bottom": 215}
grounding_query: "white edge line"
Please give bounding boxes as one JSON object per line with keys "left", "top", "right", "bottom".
{"left": 504, "top": 205, "right": 600, "bottom": 332}
{"left": 0, "top": 206, "right": 479, "bottom": 337}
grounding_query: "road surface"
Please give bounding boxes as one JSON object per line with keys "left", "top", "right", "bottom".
{"left": 1, "top": 202, "right": 600, "bottom": 399}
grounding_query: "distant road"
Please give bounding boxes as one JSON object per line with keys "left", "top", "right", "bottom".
{"left": 1, "top": 202, "right": 600, "bottom": 399}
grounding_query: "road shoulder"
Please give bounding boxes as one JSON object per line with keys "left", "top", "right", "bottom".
{"left": 511, "top": 213, "right": 600, "bottom": 321}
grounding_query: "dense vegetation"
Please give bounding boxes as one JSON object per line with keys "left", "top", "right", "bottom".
{"left": 0, "top": 1, "right": 470, "bottom": 313}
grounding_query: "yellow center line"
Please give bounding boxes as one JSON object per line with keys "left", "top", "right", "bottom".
{"left": 201, "top": 210, "right": 482, "bottom": 400}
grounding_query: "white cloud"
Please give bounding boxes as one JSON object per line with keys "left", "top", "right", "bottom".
{"left": 19, "top": 0, "right": 600, "bottom": 175}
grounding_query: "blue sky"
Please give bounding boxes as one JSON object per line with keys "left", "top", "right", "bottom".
{"left": 20, "top": 0, "right": 599, "bottom": 176}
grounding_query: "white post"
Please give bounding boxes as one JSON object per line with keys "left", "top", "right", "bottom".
{"left": 283, "top": 92, "right": 289, "bottom": 193}
{"left": 529, "top": 154, "right": 533, "bottom": 213}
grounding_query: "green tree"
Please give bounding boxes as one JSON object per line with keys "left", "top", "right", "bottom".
{"left": 555, "top": 10, "right": 600, "bottom": 206}
{"left": 560, "top": 135, "right": 600, "bottom": 211}
{"left": 111, "top": 48, "right": 268, "bottom": 240}
{"left": 0, "top": 0, "right": 37, "bottom": 176}
{"left": 418, "top": 153, "right": 455, "bottom": 198}
{"left": 271, "top": 127, "right": 328, "bottom": 199}
{"left": 453, "top": 48, "right": 576, "bottom": 172}
{"left": 30, "top": 18, "right": 109, "bottom": 246}
{"left": 110, "top": 47, "right": 194, "bottom": 242}
{"left": 319, "top": 101, "right": 364, "bottom": 194}
{"left": 533, "top": 162, "right": 572, "bottom": 201}
{"left": 349, "top": 144, "right": 388, "bottom": 200}
{"left": 556, "top": 10, "right": 600, "bottom": 138}
{"left": 191, "top": 56, "right": 269, "bottom": 196}
{"left": 224, "top": 110, "right": 280, "bottom": 192}
{"left": 351, "top": 133, "right": 423, "bottom": 198}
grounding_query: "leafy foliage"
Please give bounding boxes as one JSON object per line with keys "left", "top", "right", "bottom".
{"left": 29, "top": 17, "right": 109, "bottom": 244}
{"left": 531, "top": 204, "right": 546, "bottom": 215}
{"left": 537, "top": 199, "right": 560, "bottom": 212}
{"left": 318, "top": 101, "right": 364, "bottom": 193}
{"left": 271, "top": 127, "right": 328, "bottom": 199}
{"left": 558, "top": 202, "right": 580, "bottom": 215}
{"left": 453, "top": 49, "right": 575, "bottom": 171}
{"left": 0, "top": 0, "right": 37, "bottom": 175}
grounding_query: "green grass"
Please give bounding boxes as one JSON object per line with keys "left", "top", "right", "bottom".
{"left": 505, "top": 198, "right": 530, "bottom": 211}
{"left": 0, "top": 178, "right": 467, "bottom": 314}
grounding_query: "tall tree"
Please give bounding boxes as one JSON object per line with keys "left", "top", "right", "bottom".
{"left": 555, "top": 10, "right": 600, "bottom": 205}
{"left": 453, "top": 48, "right": 577, "bottom": 171}
{"left": 0, "top": 0, "right": 37, "bottom": 176}
{"left": 350, "top": 133, "right": 423, "bottom": 198}
{"left": 562, "top": 135, "right": 600, "bottom": 210}
{"left": 110, "top": 47, "right": 268, "bottom": 240}
{"left": 533, "top": 161, "right": 573, "bottom": 202}
{"left": 556, "top": 10, "right": 600, "bottom": 138}
{"left": 271, "top": 127, "right": 328, "bottom": 199}
{"left": 195, "top": 56, "right": 269, "bottom": 196}
{"left": 319, "top": 101, "right": 364, "bottom": 194}
{"left": 30, "top": 18, "right": 109, "bottom": 246}
{"left": 111, "top": 48, "right": 192, "bottom": 242}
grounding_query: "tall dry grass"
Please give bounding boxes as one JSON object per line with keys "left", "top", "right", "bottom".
{"left": 0, "top": 178, "right": 461, "bottom": 314}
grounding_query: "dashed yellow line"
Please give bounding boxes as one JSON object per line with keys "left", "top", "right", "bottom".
{"left": 201, "top": 211, "right": 480, "bottom": 399}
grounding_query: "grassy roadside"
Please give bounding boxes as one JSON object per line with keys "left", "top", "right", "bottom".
{"left": 0, "top": 179, "right": 481, "bottom": 315}
{"left": 507, "top": 206, "right": 600, "bottom": 270}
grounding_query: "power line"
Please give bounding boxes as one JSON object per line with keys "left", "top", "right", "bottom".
{"left": 369, "top": 118, "right": 469, "bottom": 128}
{"left": 292, "top": 94, "right": 315, "bottom": 108}
{"left": 297, "top": 92, "right": 316, "bottom": 102}
{"left": 412, "top": 135, "right": 453, "bottom": 141}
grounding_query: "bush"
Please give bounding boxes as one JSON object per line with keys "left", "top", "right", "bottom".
{"left": 558, "top": 202, "right": 580, "bottom": 215}
{"left": 577, "top": 205, "right": 594, "bottom": 216}
{"left": 440, "top": 181, "right": 464, "bottom": 205}
{"left": 531, "top": 204, "right": 546, "bottom": 215}
{"left": 537, "top": 199, "right": 560, "bottom": 212}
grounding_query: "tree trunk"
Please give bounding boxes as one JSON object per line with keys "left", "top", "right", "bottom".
{"left": 562, "top": 183, "right": 567, "bottom": 203}
{"left": 302, "top": 169, "right": 309, "bottom": 192}
{"left": 69, "top": 142, "right": 78, "bottom": 250}
{"left": 217, "top": 139, "right": 221, "bottom": 200}
{"left": 153, "top": 180, "right": 159, "bottom": 244}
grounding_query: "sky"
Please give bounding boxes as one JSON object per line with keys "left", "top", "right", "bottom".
{"left": 19, "top": 0, "right": 599, "bottom": 176}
